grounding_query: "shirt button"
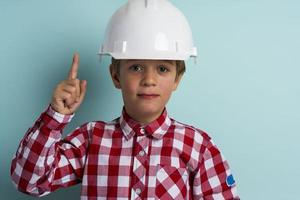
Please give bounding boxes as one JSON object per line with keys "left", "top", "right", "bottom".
{"left": 141, "top": 168, "right": 145, "bottom": 176}
{"left": 139, "top": 150, "right": 145, "bottom": 156}
{"left": 136, "top": 188, "right": 142, "bottom": 195}
{"left": 140, "top": 128, "right": 145, "bottom": 134}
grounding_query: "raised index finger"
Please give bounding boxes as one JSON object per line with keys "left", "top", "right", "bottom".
{"left": 68, "top": 53, "right": 79, "bottom": 80}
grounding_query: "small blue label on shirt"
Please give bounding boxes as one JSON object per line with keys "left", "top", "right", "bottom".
{"left": 226, "top": 174, "right": 235, "bottom": 187}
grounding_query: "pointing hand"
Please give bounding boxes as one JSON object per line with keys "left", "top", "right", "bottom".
{"left": 50, "top": 53, "right": 87, "bottom": 115}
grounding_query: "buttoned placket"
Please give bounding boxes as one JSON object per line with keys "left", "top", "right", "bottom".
{"left": 131, "top": 127, "right": 149, "bottom": 199}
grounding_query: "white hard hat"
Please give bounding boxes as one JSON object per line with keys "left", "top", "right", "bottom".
{"left": 98, "top": 0, "right": 197, "bottom": 61}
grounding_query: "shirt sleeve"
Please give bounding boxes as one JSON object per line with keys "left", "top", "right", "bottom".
{"left": 10, "top": 105, "right": 92, "bottom": 197}
{"left": 192, "top": 139, "right": 240, "bottom": 200}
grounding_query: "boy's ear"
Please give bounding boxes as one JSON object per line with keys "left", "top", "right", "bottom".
{"left": 172, "top": 75, "right": 183, "bottom": 91}
{"left": 109, "top": 64, "right": 121, "bottom": 89}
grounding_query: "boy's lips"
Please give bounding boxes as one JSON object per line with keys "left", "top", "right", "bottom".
{"left": 137, "top": 93, "right": 160, "bottom": 99}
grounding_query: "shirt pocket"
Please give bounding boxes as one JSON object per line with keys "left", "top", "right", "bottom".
{"left": 155, "top": 165, "right": 188, "bottom": 200}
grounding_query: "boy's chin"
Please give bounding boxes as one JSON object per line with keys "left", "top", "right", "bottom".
{"left": 137, "top": 103, "right": 164, "bottom": 113}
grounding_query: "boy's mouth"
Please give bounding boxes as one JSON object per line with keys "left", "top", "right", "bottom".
{"left": 137, "top": 93, "right": 160, "bottom": 99}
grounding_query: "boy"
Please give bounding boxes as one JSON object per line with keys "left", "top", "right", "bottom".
{"left": 11, "top": 0, "right": 239, "bottom": 199}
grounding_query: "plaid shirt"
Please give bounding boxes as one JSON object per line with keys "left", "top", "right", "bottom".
{"left": 11, "top": 105, "right": 239, "bottom": 200}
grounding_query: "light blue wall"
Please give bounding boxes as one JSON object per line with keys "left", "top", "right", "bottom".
{"left": 1, "top": 0, "right": 299, "bottom": 199}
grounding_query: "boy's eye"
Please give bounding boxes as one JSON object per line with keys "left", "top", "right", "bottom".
{"left": 158, "top": 65, "right": 169, "bottom": 73}
{"left": 129, "top": 65, "right": 143, "bottom": 72}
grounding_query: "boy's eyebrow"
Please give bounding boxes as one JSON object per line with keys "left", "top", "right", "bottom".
{"left": 125, "top": 60, "right": 175, "bottom": 65}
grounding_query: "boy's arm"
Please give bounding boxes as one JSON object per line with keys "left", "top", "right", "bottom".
{"left": 192, "top": 139, "right": 240, "bottom": 200}
{"left": 10, "top": 53, "right": 88, "bottom": 196}
{"left": 10, "top": 105, "right": 92, "bottom": 197}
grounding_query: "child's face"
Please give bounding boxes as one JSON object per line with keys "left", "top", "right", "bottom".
{"left": 110, "top": 59, "right": 182, "bottom": 124}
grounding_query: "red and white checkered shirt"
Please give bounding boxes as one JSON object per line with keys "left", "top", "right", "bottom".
{"left": 11, "top": 105, "right": 240, "bottom": 199}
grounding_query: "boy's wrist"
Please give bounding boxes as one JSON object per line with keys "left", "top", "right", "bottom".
{"left": 47, "top": 104, "right": 75, "bottom": 124}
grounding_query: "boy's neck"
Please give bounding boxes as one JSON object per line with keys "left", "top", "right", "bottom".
{"left": 125, "top": 108, "right": 164, "bottom": 126}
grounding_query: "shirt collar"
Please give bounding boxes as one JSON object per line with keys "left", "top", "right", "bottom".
{"left": 119, "top": 107, "right": 171, "bottom": 140}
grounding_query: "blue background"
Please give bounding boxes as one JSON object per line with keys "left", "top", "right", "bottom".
{"left": 1, "top": 0, "right": 300, "bottom": 199}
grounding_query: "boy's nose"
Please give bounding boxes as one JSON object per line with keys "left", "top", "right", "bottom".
{"left": 141, "top": 69, "right": 157, "bottom": 87}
